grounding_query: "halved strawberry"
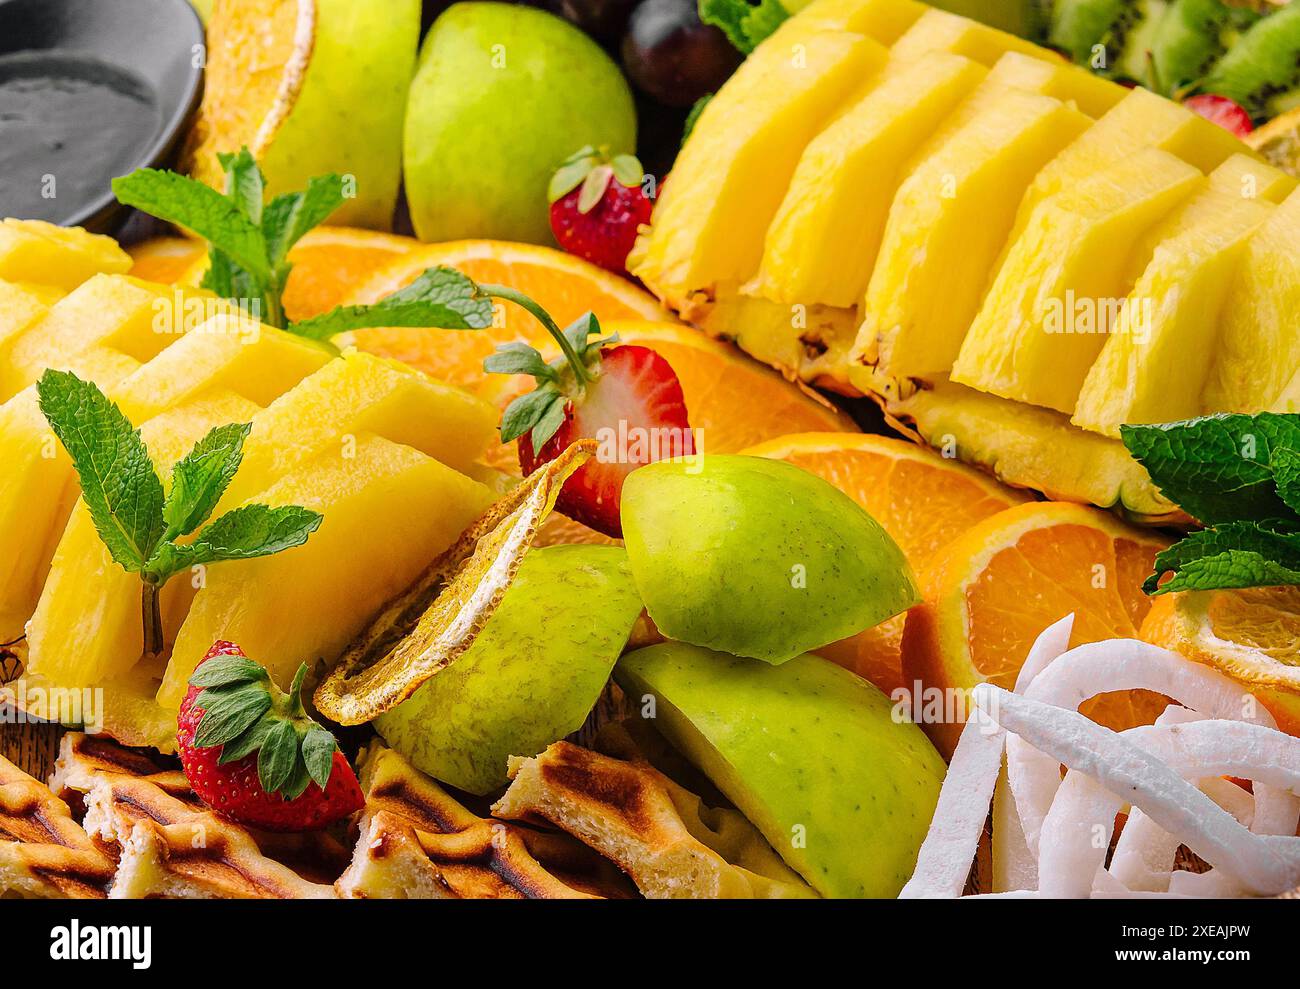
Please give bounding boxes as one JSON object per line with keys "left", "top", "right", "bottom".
{"left": 1184, "top": 93, "right": 1254, "bottom": 138}
{"left": 485, "top": 296, "right": 693, "bottom": 537}
{"left": 176, "top": 641, "right": 363, "bottom": 832}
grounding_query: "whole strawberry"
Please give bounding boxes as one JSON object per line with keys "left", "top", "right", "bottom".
{"left": 485, "top": 300, "right": 693, "bottom": 538}
{"left": 177, "top": 641, "right": 363, "bottom": 832}
{"left": 548, "top": 146, "right": 654, "bottom": 275}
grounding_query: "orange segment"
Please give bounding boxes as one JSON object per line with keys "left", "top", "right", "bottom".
{"left": 126, "top": 236, "right": 206, "bottom": 285}
{"left": 337, "top": 241, "right": 672, "bottom": 392}
{"left": 901, "top": 502, "right": 1171, "bottom": 756}
{"left": 742, "top": 433, "right": 1029, "bottom": 694}
{"left": 1141, "top": 586, "right": 1300, "bottom": 736}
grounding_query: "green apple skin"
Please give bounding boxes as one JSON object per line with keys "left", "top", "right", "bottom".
{"left": 621, "top": 455, "right": 918, "bottom": 664}
{"left": 404, "top": 2, "right": 637, "bottom": 244}
{"left": 374, "top": 545, "right": 644, "bottom": 796}
{"left": 261, "top": 0, "right": 421, "bottom": 230}
{"left": 616, "top": 642, "right": 946, "bottom": 898}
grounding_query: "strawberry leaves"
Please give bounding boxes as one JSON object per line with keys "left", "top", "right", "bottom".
{"left": 36, "top": 370, "right": 322, "bottom": 655}
{"left": 1123, "top": 412, "right": 1300, "bottom": 593}
{"left": 548, "top": 146, "right": 646, "bottom": 215}
{"left": 188, "top": 655, "right": 341, "bottom": 800}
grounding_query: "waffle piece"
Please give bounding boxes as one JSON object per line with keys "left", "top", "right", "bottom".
{"left": 51, "top": 732, "right": 338, "bottom": 898}
{"left": 493, "top": 731, "right": 817, "bottom": 899}
{"left": 337, "top": 744, "right": 635, "bottom": 899}
{"left": 0, "top": 754, "right": 115, "bottom": 898}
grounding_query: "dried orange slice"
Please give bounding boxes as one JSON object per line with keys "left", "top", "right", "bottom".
{"left": 1140, "top": 586, "right": 1300, "bottom": 735}
{"left": 181, "top": 0, "right": 315, "bottom": 189}
{"left": 741, "top": 433, "right": 1030, "bottom": 694}
{"left": 336, "top": 241, "right": 671, "bottom": 392}
{"left": 314, "top": 442, "right": 593, "bottom": 724}
{"left": 901, "top": 502, "right": 1171, "bottom": 756}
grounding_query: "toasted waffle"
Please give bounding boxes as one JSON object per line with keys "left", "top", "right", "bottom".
{"left": 52, "top": 732, "right": 339, "bottom": 898}
{"left": 0, "top": 753, "right": 115, "bottom": 898}
{"left": 493, "top": 727, "right": 817, "bottom": 899}
{"left": 337, "top": 744, "right": 636, "bottom": 898}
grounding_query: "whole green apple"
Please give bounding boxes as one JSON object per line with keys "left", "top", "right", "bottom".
{"left": 621, "top": 455, "right": 918, "bottom": 664}
{"left": 616, "top": 642, "right": 946, "bottom": 898}
{"left": 404, "top": 2, "right": 637, "bottom": 244}
{"left": 374, "top": 545, "right": 644, "bottom": 795}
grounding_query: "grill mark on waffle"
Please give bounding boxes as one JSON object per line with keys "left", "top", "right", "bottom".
{"left": 540, "top": 751, "right": 651, "bottom": 831}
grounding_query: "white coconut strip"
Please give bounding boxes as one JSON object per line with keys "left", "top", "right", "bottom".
{"left": 978, "top": 685, "right": 1300, "bottom": 896}
{"left": 991, "top": 762, "right": 1037, "bottom": 893}
{"left": 900, "top": 707, "right": 1004, "bottom": 899}
{"left": 1013, "top": 613, "right": 1075, "bottom": 694}
{"left": 1040, "top": 772, "right": 1126, "bottom": 897}
{"left": 1007, "top": 638, "right": 1275, "bottom": 851}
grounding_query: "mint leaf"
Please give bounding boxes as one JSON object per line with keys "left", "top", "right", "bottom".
{"left": 1121, "top": 414, "right": 1300, "bottom": 525}
{"left": 683, "top": 94, "right": 713, "bottom": 145}
{"left": 163, "top": 422, "right": 251, "bottom": 541}
{"left": 218, "top": 148, "right": 265, "bottom": 226}
{"left": 1146, "top": 520, "right": 1300, "bottom": 593}
{"left": 741, "top": 0, "right": 789, "bottom": 49}
{"left": 289, "top": 266, "right": 495, "bottom": 340}
{"left": 699, "top": 0, "right": 787, "bottom": 54}
{"left": 113, "top": 168, "right": 272, "bottom": 283}
{"left": 36, "top": 370, "right": 165, "bottom": 573}
{"left": 1270, "top": 445, "right": 1300, "bottom": 517}
{"left": 262, "top": 174, "right": 347, "bottom": 267}
{"left": 188, "top": 503, "right": 323, "bottom": 565}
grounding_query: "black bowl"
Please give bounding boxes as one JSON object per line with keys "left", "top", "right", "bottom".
{"left": 0, "top": 0, "right": 204, "bottom": 232}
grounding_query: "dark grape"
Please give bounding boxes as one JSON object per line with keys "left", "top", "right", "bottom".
{"left": 620, "top": 0, "right": 742, "bottom": 107}
{"left": 549, "top": 0, "right": 641, "bottom": 44}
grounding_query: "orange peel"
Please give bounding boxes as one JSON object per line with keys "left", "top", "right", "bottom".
{"left": 313, "top": 441, "right": 595, "bottom": 724}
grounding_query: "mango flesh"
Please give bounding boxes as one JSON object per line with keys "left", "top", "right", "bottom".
{"left": 404, "top": 2, "right": 635, "bottom": 244}
{"left": 158, "top": 436, "right": 494, "bottom": 707}
{"left": 621, "top": 455, "right": 917, "bottom": 664}
{"left": 751, "top": 52, "right": 987, "bottom": 308}
{"left": 375, "top": 545, "right": 644, "bottom": 795}
{"left": 1073, "top": 155, "right": 1294, "bottom": 436}
{"left": 854, "top": 88, "right": 1090, "bottom": 388}
{"left": 952, "top": 147, "right": 1203, "bottom": 414}
{"left": 616, "top": 642, "right": 946, "bottom": 898}
{"left": 26, "top": 390, "right": 265, "bottom": 688}
{"left": 0, "top": 220, "right": 131, "bottom": 292}
{"left": 1204, "top": 187, "right": 1300, "bottom": 413}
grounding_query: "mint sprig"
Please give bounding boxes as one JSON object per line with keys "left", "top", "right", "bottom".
{"left": 112, "top": 149, "right": 496, "bottom": 337}
{"left": 1123, "top": 412, "right": 1300, "bottom": 594}
{"left": 699, "top": 0, "right": 788, "bottom": 55}
{"left": 189, "top": 656, "right": 341, "bottom": 798}
{"left": 37, "top": 370, "right": 323, "bottom": 656}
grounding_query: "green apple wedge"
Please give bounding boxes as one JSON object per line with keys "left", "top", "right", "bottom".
{"left": 621, "top": 455, "right": 918, "bottom": 664}
{"left": 258, "top": 0, "right": 421, "bottom": 230}
{"left": 616, "top": 642, "right": 946, "bottom": 898}
{"left": 404, "top": 2, "right": 637, "bottom": 244}
{"left": 374, "top": 545, "right": 644, "bottom": 796}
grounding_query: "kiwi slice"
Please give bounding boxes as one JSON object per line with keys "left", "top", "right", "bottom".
{"left": 1151, "top": 0, "right": 1262, "bottom": 97}
{"left": 1201, "top": 1, "right": 1300, "bottom": 122}
{"left": 1112, "top": 0, "right": 1171, "bottom": 88}
{"left": 1049, "top": 0, "right": 1127, "bottom": 64}
{"left": 1049, "top": 0, "right": 1167, "bottom": 82}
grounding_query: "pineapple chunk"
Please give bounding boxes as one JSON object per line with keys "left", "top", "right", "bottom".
{"left": 157, "top": 436, "right": 495, "bottom": 707}
{"left": 0, "top": 280, "right": 53, "bottom": 354}
{"left": 889, "top": 6, "right": 1054, "bottom": 65}
{"left": 629, "top": 31, "right": 890, "bottom": 309}
{"left": 1073, "top": 157, "right": 1289, "bottom": 436}
{"left": 854, "top": 89, "right": 1090, "bottom": 388}
{"left": 0, "top": 220, "right": 130, "bottom": 291}
{"left": 795, "top": 0, "right": 926, "bottom": 40}
{"left": 1204, "top": 187, "right": 1300, "bottom": 413}
{"left": 0, "top": 275, "right": 213, "bottom": 402}
{"left": 26, "top": 391, "right": 265, "bottom": 689}
{"left": 1004, "top": 88, "right": 1252, "bottom": 253}
{"left": 951, "top": 148, "right": 1203, "bottom": 414}
{"left": 751, "top": 52, "right": 987, "bottom": 307}
{"left": 111, "top": 316, "right": 334, "bottom": 422}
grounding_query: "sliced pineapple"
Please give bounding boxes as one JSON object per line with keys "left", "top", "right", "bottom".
{"left": 1074, "top": 155, "right": 1296, "bottom": 436}
{"left": 951, "top": 148, "right": 1203, "bottom": 414}
{"left": 0, "top": 280, "right": 55, "bottom": 355}
{"left": 629, "top": 30, "right": 890, "bottom": 312}
{"left": 156, "top": 436, "right": 495, "bottom": 708}
{"left": 854, "top": 89, "right": 1090, "bottom": 392}
{"left": 888, "top": 5, "right": 1052, "bottom": 64}
{"left": 794, "top": 0, "right": 926, "bottom": 39}
{"left": 750, "top": 52, "right": 987, "bottom": 309}
{"left": 0, "top": 220, "right": 131, "bottom": 292}
{"left": 1204, "top": 186, "right": 1300, "bottom": 413}
{"left": 25, "top": 390, "right": 265, "bottom": 689}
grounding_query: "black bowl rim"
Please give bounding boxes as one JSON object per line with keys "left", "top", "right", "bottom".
{"left": 0, "top": 0, "right": 206, "bottom": 232}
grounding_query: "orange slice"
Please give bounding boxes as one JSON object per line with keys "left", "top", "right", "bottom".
{"left": 336, "top": 241, "right": 672, "bottom": 392}
{"left": 741, "top": 433, "right": 1030, "bottom": 695}
{"left": 125, "top": 236, "right": 206, "bottom": 285}
{"left": 180, "top": 0, "right": 315, "bottom": 190}
{"left": 1141, "top": 586, "right": 1300, "bottom": 736}
{"left": 901, "top": 502, "right": 1171, "bottom": 756}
